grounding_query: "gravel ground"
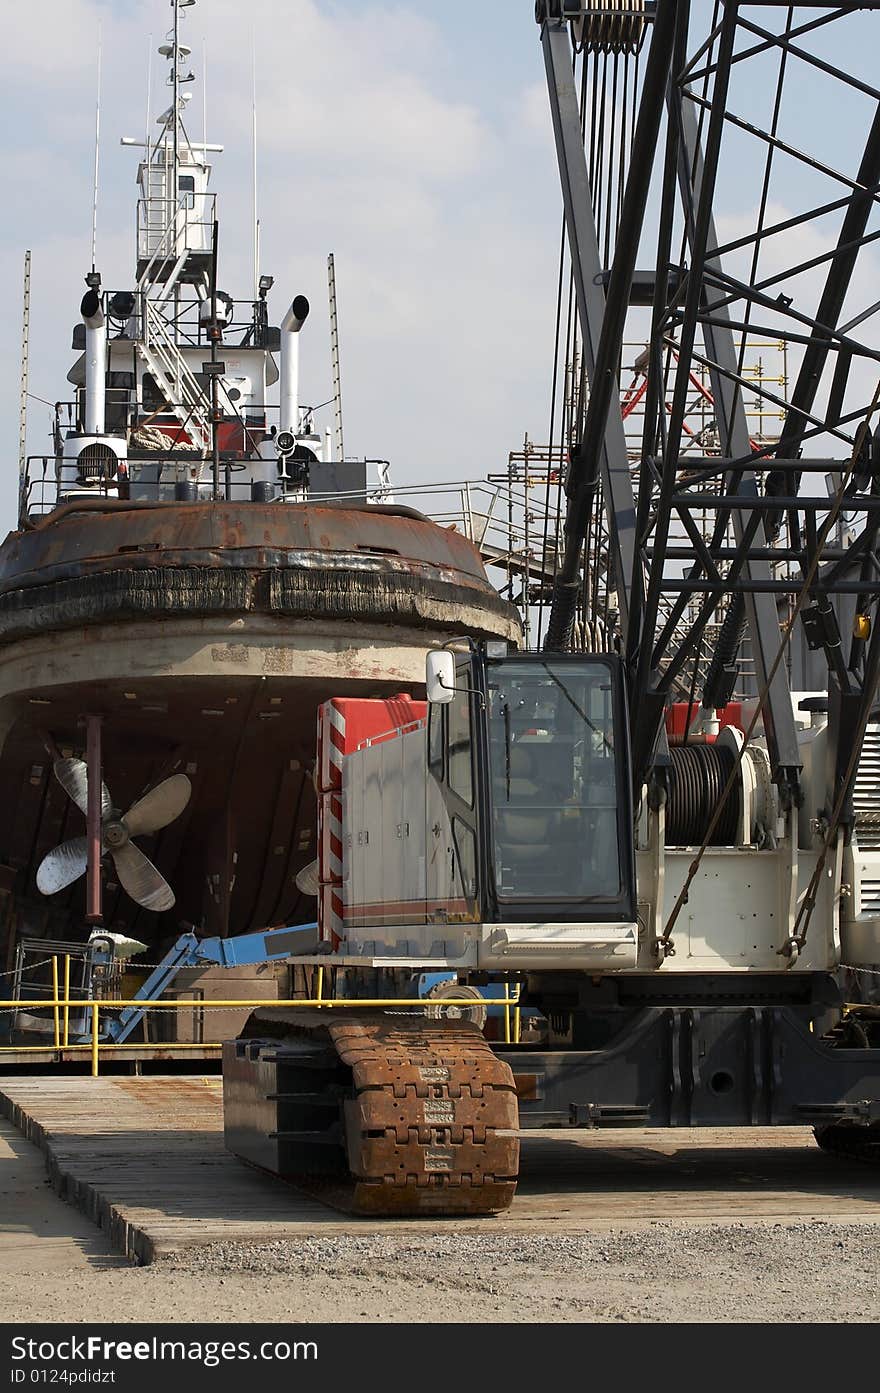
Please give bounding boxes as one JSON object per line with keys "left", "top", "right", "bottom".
{"left": 148, "top": 1224, "right": 880, "bottom": 1322}
{"left": 3, "top": 1222, "right": 878, "bottom": 1323}
{"left": 3, "top": 1118, "right": 879, "bottom": 1323}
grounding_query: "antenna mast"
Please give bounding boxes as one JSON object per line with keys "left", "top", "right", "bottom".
{"left": 202, "top": 40, "right": 207, "bottom": 155}
{"left": 91, "top": 26, "right": 102, "bottom": 271}
{"left": 328, "top": 253, "right": 344, "bottom": 462}
{"left": 252, "top": 36, "right": 259, "bottom": 300}
{"left": 144, "top": 34, "right": 153, "bottom": 159}
{"left": 172, "top": 0, "right": 180, "bottom": 193}
{"left": 18, "top": 250, "right": 31, "bottom": 516}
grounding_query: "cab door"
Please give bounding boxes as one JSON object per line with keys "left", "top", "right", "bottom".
{"left": 425, "top": 660, "right": 480, "bottom": 923}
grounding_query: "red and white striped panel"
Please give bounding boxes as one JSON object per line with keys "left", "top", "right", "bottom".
{"left": 317, "top": 700, "right": 348, "bottom": 793}
{"left": 317, "top": 696, "right": 428, "bottom": 791}
{"left": 319, "top": 882, "right": 345, "bottom": 946}
{"left": 318, "top": 791, "right": 344, "bottom": 884}
{"left": 316, "top": 696, "right": 427, "bottom": 945}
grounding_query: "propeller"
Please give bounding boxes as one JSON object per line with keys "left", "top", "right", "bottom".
{"left": 36, "top": 761, "right": 192, "bottom": 912}
{"left": 295, "top": 858, "right": 319, "bottom": 897}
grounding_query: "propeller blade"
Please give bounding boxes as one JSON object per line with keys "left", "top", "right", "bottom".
{"left": 54, "top": 758, "right": 112, "bottom": 818}
{"left": 123, "top": 774, "right": 192, "bottom": 837}
{"left": 36, "top": 837, "right": 89, "bottom": 895}
{"left": 110, "top": 841, "right": 175, "bottom": 912}
{"left": 295, "top": 858, "right": 319, "bottom": 897}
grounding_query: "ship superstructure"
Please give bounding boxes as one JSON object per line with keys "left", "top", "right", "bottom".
{"left": 42, "top": 0, "right": 354, "bottom": 516}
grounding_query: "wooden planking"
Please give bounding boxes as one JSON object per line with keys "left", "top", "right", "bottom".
{"left": 1, "top": 1076, "right": 879, "bottom": 1265}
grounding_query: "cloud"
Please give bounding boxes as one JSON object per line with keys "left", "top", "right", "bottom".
{"left": 202, "top": 1, "right": 493, "bottom": 180}
{"left": 0, "top": 0, "right": 563, "bottom": 537}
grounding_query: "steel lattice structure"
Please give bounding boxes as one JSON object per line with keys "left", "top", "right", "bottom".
{"left": 536, "top": 0, "right": 880, "bottom": 826}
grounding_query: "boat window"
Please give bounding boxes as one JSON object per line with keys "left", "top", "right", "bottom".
{"left": 487, "top": 660, "right": 622, "bottom": 903}
{"left": 179, "top": 175, "right": 196, "bottom": 210}
{"left": 141, "top": 372, "right": 168, "bottom": 413}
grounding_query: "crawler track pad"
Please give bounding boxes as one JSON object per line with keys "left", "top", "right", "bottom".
{"left": 224, "top": 1011, "right": 520, "bottom": 1217}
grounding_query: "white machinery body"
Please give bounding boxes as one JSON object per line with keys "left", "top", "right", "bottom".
{"left": 314, "top": 690, "right": 878, "bottom": 977}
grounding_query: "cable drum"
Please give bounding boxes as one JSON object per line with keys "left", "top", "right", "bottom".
{"left": 573, "top": 0, "right": 648, "bottom": 56}
{"left": 666, "top": 743, "right": 741, "bottom": 846}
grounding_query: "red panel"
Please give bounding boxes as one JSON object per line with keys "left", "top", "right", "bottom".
{"left": 315, "top": 695, "right": 426, "bottom": 943}
{"left": 666, "top": 701, "right": 745, "bottom": 742}
{"left": 317, "top": 695, "right": 426, "bottom": 792}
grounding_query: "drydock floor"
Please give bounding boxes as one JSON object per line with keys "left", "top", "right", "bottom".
{"left": 1, "top": 1076, "right": 879, "bottom": 1264}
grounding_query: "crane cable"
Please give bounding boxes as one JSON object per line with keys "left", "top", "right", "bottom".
{"left": 539, "top": 43, "right": 592, "bottom": 645}
{"left": 535, "top": 219, "right": 568, "bottom": 646}
{"left": 699, "top": 6, "right": 794, "bottom": 709}
{"left": 539, "top": 34, "right": 642, "bottom": 648}
{"left": 659, "top": 377, "right": 880, "bottom": 957}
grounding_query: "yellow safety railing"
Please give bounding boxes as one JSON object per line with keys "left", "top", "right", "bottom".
{"left": 503, "top": 982, "right": 523, "bottom": 1045}
{"left": 63, "top": 954, "right": 71, "bottom": 1050}
{"left": 51, "top": 954, "right": 59, "bottom": 1049}
{"left": 0, "top": 989, "right": 526, "bottom": 1077}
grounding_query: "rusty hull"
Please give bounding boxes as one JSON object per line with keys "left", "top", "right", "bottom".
{"left": 0, "top": 499, "right": 518, "bottom": 957}
{"left": 1, "top": 500, "right": 502, "bottom": 595}
{"left": 0, "top": 501, "right": 519, "bottom": 645}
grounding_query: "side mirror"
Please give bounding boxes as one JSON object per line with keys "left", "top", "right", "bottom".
{"left": 425, "top": 650, "right": 455, "bottom": 704}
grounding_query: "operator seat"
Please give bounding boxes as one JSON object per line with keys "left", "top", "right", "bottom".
{"left": 493, "top": 742, "right": 557, "bottom": 889}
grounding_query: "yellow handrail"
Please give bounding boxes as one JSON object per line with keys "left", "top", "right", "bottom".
{"left": 1, "top": 992, "right": 524, "bottom": 1077}
{"left": 51, "top": 956, "right": 59, "bottom": 1049}
{"left": 0, "top": 997, "right": 521, "bottom": 1009}
{"left": 0, "top": 1042, "right": 222, "bottom": 1053}
{"left": 63, "top": 954, "right": 70, "bottom": 1049}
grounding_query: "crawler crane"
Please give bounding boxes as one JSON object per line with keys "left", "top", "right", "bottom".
{"left": 224, "top": 1, "right": 880, "bottom": 1213}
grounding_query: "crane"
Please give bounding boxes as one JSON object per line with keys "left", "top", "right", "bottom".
{"left": 222, "top": 1, "right": 880, "bottom": 1215}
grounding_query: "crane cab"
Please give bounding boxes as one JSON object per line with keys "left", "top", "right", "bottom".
{"left": 436, "top": 646, "right": 637, "bottom": 931}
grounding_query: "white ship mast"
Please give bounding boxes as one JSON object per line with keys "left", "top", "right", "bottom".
{"left": 17, "top": 0, "right": 387, "bottom": 526}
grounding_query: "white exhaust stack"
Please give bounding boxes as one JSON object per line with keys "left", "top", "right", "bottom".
{"left": 81, "top": 288, "right": 106, "bottom": 436}
{"left": 279, "top": 295, "right": 310, "bottom": 434}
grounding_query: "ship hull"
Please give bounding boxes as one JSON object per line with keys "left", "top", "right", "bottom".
{"left": 0, "top": 501, "right": 519, "bottom": 965}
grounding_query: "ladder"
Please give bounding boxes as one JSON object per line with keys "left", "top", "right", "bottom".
{"left": 143, "top": 161, "right": 169, "bottom": 258}
{"left": 18, "top": 250, "right": 30, "bottom": 501}
{"left": 136, "top": 300, "right": 211, "bottom": 454}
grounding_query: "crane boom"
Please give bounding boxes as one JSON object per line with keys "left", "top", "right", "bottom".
{"left": 535, "top": 0, "right": 880, "bottom": 833}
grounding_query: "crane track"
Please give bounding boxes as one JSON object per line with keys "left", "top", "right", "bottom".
{"left": 234, "top": 1011, "right": 520, "bottom": 1216}
{"left": 814, "top": 1123, "right": 880, "bottom": 1166}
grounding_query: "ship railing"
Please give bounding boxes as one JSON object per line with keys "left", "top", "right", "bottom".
{"left": 21, "top": 454, "right": 270, "bottom": 517}
{"left": 40, "top": 392, "right": 135, "bottom": 442}
{"left": 5, "top": 940, "right": 106, "bottom": 1044}
{"left": 19, "top": 450, "right": 329, "bottom": 517}
{"left": 19, "top": 465, "right": 561, "bottom": 573}
{"left": 124, "top": 293, "right": 278, "bottom": 351}
{"left": 335, "top": 477, "right": 563, "bottom": 588}
{"left": 137, "top": 197, "right": 188, "bottom": 287}
{"left": 136, "top": 193, "right": 216, "bottom": 286}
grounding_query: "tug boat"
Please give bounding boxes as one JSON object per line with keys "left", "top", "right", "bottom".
{"left": 0, "top": 0, "right": 518, "bottom": 973}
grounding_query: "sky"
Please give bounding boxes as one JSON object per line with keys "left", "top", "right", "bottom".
{"left": 2, "top": 1, "right": 879, "bottom": 540}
